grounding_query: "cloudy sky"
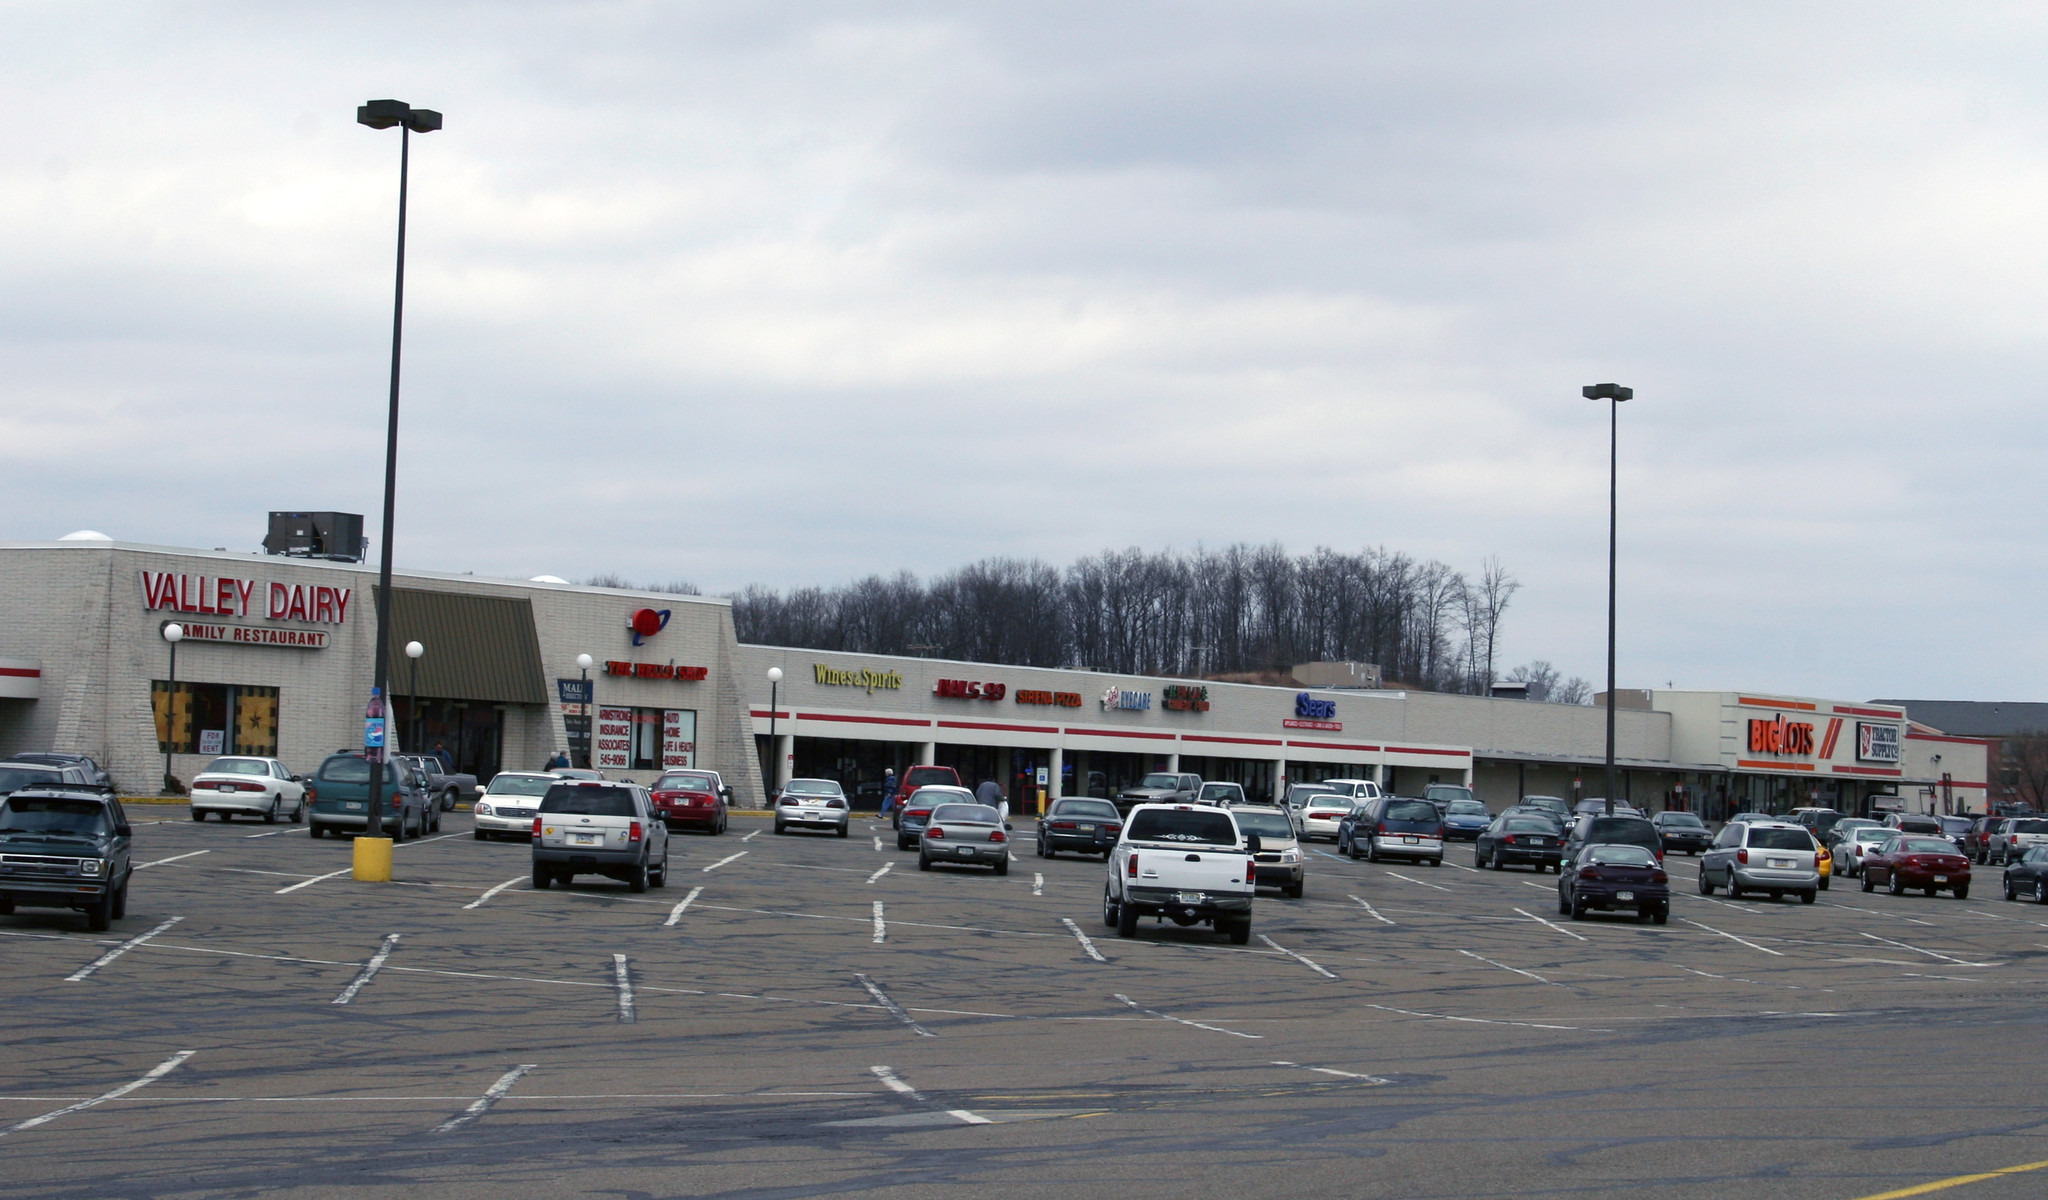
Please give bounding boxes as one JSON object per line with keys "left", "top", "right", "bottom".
{"left": 2, "top": 3, "right": 2042, "bottom": 700}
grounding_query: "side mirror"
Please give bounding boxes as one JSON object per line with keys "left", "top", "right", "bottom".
{"left": 1004, "top": 821, "right": 1014, "bottom": 831}
{"left": 116, "top": 824, "right": 132, "bottom": 837}
{"left": 1246, "top": 832, "right": 1263, "bottom": 854}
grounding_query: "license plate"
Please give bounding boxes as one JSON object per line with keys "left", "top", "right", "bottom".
{"left": 1175, "top": 892, "right": 1204, "bottom": 904}
{"left": 346, "top": 802, "right": 363, "bottom": 810}
{"left": 1532, "top": 838, "right": 1549, "bottom": 846}
{"left": 1617, "top": 891, "right": 1634, "bottom": 901}
{"left": 1403, "top": 836, "right": 1418, "bottom": 844}
{"left": 572, "top": 833, "right": 603, "bottom": 845}
{"left": 958, "top": 845, "right": 976, "bottom": 856}
{"left": 1077, "top": 824, "right": 1095, "bottom": 832}
{"left": 1768, "top": 858, "right": 1793, "bottom": 869}
{"left": 1934, "top": 875, "right": 1948, "bottom": 882}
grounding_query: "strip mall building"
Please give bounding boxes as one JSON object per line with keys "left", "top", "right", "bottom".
{"left": 0, "top": 538, "right": 1988, "bottom": 818}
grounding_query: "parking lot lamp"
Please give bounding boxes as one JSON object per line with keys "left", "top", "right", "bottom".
{"left": 1582, "top": 382, "right": 1633, "bottom": 816}
{"left": 405, "top": 641, "right": 424, "bottom": 753}
{"left": 576, "top": 653, "right": 595, "bottom": 768}
{"left": 356, "top": 97, "right": 441, "bottom": 837}
{"left": 766, "top": 667, "right": 784, "bottom": 800}
{"left": 161, "top": 622, "right": 184, "bottom": 794}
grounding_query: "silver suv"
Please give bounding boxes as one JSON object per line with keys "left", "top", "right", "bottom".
{"left": 531, "top": 781, "right": 670, "bottom": 893}
{"left": 1700, "top": 819, "right": 1820, "bottom": 903}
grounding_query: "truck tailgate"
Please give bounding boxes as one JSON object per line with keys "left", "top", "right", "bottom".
{"left": 1125, "top": 843, "right": 1250, "bottom": 891}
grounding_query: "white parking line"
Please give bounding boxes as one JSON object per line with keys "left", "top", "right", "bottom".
{"left": 1060, "top": 917, "right": 1107, "bottom": 962}
{"left": 1113, "top": 993, "right": 1261, "bottom": 1039}
{"left": 277, "top": 868, "right": 352, "bottom": 895}
{"left": 741, "top": 829, "right": 761, "bottom": 842}
{"left": 866, "top": 863, "right": 892, "bottom": 884}
{"left": 663, "top": 886, "right": 704, "bottom": 927}
{"left": 1032, "top": 873, "right": 1043, "bottom": 896}
{"left": 1347, "top": 895, "right": 1394, "bottom": 925}
{"left": 463, "top": 877, "right": 526, "bottom": 911}
{"left": 133, "top": 850, "right": 210, "bottom": 870}
{"left": 1363, "top": 1002, "right": 1588, "bottom": 1032}
{"left": 873, "top": 836, "right": 883, "bottom": 852}
{"left": 869, "top": 1066, "right": 990, "bottom": 1125}
{"left": 1271, "top": 1060, "right": 1390, "bottom": 1085}
{"left": 243, "top": 829, "right": 289, "bottom": 839}
{"left": 0, "top": 1051, "right": 196, "bottom": 1138}
{"left": 1858, "top": 930, "right": 1995, "bottom": 968}
{"left": 1443, "top": 860, "right": 1480, "bottom": 873}
{"left": 1513, "top": 906, "right": 1590, "bottom": 942}
{"left": 703, "top": 851, "right": 748, "bottom": 873}
{"left": 332, "top": 933, "right": 401, "bottom": 1004}
{"left": 1257, "top": 934, "right": 1338, "bottom": 979}
{"left": 872, "top": 901, "right": 887, "bottom": 944}
{"left": 1680, "top": 917, "right": 1784, "bottom": 956}
{"left": 65, "top": 917, "right": 182, "bottom": 983}
{"left": 433, "top": 1064, "right": 536, "bottom": 1134}
{"left": 401, "top": 832, "right": 460, "bottom": 847}
{"left": 854, "top": 973, "right": 935, "bottom": 1037}
{"left": 1457, "top": 948, "right": 1556, "bottom": 985}
{"left": 1823, "top": 900, "right": 1935, "bottom": 927}
{"left": 1383, "top": 870, "right": 1452, "bottom": 893}
{"left": 612, "top": 954, "right": 635, "bottom": 1022}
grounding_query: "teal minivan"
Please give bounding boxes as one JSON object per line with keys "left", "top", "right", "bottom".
{"left": 307, "top": 753, "right": 437, "bottom": 841}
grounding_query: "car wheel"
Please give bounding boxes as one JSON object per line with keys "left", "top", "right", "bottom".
{"left": 110, "top": 876, "right": 129, "bottom": 920}
{"left": 290, "top": 800, "right": 304, "bottom": 824}
{"left": 1284, "top": 882, "right": 1303, "bottom": 898}
{"left": 1800, "top": 889, "right": 1817, "bottom": 905}
{"left": 994, "top": 858, "right": 1009, "bottom": 877}
{"left": 264, "top": 799, "right": 279, "bottom": 825}
{"left": 1366, "top": 842, "right": 1381, "bottom": 863}
{"left": 898, "top": 837, "right": 914, "bottom": 851}
{"left": 2036, "top": 880, "right": 2047, "bottom": 905}
{"left": 627, "top": 858, "right": 648, "bottom": 894}
{"left": 532, "top": 863, "right": 551, "bottom": 890}
{"left": 837, "top": 823, "right": 849, "bottom": 838}
{"left": 1102, "top": 887, "right": 1120, "bottom": 929}
{"left": 651, "top": 855, "right": 668, "bottom": 888}
{"left": 0, "top": 897, "right": 11, "bottom": 915}
{"left": 774, "top": 820, "right": 786, "bottom": 836}
{"left": 1557, "top": 886, "right": 1571, "bottom": 916}
{"left": 1862, "top": 870, "right": 1874, "bottom": 892}
{"left": 1889, "top": 872, "right": 1905, "bottom": 896}
{"left": 1570, "top": 893, "right": 1587, "bottom": 921}
{"left": 1222, "top": 918, "right": 1252, "bottom": 945}
{"left": 1698, "top": 869, "right": 1714, "bottom": 895}
{"left": 190, "top": 809, "right": 204, "bottom": 822}
{"left": 1953, "top": 885, "right": 1968, "bottom": 901}
{"left": 474, "top": 829, "right": 487, "bottom": 841}
{"left": 85, "top": 894, "right": 112, "bottom": 932}
{"left": 310, "top": 825, "right": 323, "bottom": 839}
{"left": 1652, "top": 907, "right": 1669, "bottom": 925}
{"left": 1116, "top": 896, "right": 1139, "bottom": 938}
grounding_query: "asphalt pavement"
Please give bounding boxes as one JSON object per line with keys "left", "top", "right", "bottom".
{"left": 3, "top": 809, "right": 2045, "bottom": 1200}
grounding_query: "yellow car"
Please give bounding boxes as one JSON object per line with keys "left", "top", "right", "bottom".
{"left": 1810, "top": 831, "right": 1833, "bottom": 890}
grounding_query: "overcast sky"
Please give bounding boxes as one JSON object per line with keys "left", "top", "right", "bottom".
{"left": 3, "top": 3, "right": 2042, "bottom": 701}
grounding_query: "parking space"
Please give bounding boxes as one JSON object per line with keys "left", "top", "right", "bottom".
{"left": 2, "top": 808, "right": 2045, "bottom": 1198}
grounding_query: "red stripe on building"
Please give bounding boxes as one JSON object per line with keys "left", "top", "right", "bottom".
{"left": 0, "top": 667, "right": 39, "bottom": 678}
{"left": 1832, "top": 765, "right": 1904, "bottom": 777}
{"left": 1737, "top": 759, "right": 1815, "bottom": 772}
{"left": 1385, "top": 745, "right": 1470, "bottom": 758}
{"left": 936, "top": 720, "right": 1060, "bottom": 734}
{"left": 748, "top": 710, "right": 791, "bottom": 720}
{"left": 1285, "top": 740, "right": 1382, "bottom": 753}
{"left": 1064, "top": 728, "right": 1176, "bottom": 741}
{"left": 1833, "top": 705, "right": 1904, "bottom": 719}
{"left": 1819, "top": 718, "right": 1843, "bottom": 760}
{"left": 1180, "top": 735, "right": 1285, "bottom": 747}
{"left": 1738, "top": 696, "right": 1817, "bottom": 711}
{"left": 795, "top": 713, "right": 933, "bottom": 728}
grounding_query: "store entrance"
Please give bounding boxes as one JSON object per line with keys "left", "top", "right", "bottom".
{"left": 394, "top": 698, "right": 503, "bottom": 781}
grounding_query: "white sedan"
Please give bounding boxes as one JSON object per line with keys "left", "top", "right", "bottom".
{"left": 190, "top": 756, "right": 307, "bottom": 824}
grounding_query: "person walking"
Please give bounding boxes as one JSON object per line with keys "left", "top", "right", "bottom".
{"left": 880, "top": 768, "right": 898, "bottom": 818}
{"left": 977, "top": 777, "right": 1008, "bottom": 824}
{"left": 545, "top": 749, "right": 569, "bottom": 770}
{"left": 432, "top": 740, "right": 455, "bottom": 772}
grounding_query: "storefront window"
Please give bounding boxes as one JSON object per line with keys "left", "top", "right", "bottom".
{"left": 152, "top": 682, "right": 279, "bottom": 756}
{"left": 596, "top": 706, "right": 695, "bottom": 772}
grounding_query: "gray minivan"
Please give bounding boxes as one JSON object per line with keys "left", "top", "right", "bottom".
{"left": 307, "top": 753, "right": 436, "bottom": 841}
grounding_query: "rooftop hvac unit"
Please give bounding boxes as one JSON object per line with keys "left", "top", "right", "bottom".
{"left": 262, "top": 512, "right": 367, "bottom": 562}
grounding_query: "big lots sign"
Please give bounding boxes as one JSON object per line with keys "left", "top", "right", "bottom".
{"left": 1748, "top": 715, "right": 1815, "bottom": 756}
{"left": 140, "top": 572, "right": 351, "bottom": 624}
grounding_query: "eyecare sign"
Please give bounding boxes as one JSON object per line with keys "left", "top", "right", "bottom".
{"left": 140, "top": 571, "right": 348, "bottom": 649}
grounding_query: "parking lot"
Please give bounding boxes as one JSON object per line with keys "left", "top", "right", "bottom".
{"left": 3, "top": 808, "right": 2045, "bottom": 1200}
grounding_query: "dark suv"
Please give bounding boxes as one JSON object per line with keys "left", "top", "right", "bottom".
{"left": 307, "top": 753, "right": 436, "bottom": 841}
{"left": 1562, "top": 814, "right": 1664, "bottom": 868}
{"left": 0, "top": 785, "right": 132, "bottom": 931}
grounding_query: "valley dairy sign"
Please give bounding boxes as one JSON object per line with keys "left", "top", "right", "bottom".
{"left": 139, "top": 571, "right": 351, "bottom": 652}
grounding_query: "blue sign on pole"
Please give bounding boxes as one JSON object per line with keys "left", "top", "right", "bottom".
{"left": 558, "top": 678, "right": 593, "bottom": 705}
{"left": 364, "top": 716, "right": 387, "bottom": 749}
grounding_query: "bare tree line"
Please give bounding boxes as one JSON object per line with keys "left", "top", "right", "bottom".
{"left": 593, "top": 545, "right": 1587, "bottom": 700}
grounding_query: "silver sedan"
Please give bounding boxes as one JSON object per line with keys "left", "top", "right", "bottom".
{"left": 917, "top": 803, "right": 1012, "bottom": 875}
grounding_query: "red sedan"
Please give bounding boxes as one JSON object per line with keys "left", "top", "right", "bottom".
{"left": 650, "top": 769, "right": 729, "bottom": 835}
{"left": 1861, "top": 834, "right": 1971, "bottom": 899}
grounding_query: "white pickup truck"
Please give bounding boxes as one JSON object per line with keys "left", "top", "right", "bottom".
{"left": 1101, "top": 803, "right": 1258, "bottom": 944}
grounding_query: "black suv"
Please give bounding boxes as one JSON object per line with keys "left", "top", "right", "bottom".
{"left": 1562, "top": 814, "right": 1664, "bottom": 868}
{"left": 0, "top": 785, "right": 133, "bottom": 930}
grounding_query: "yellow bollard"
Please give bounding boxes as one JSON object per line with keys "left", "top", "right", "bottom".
{"left": 352, "top": 836, "right": 393, "bottom": 882}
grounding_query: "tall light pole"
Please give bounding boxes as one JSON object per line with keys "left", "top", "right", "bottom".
{"left": 576, "top": 653, "right": 595, "bottom": 769}
{"left": 766, "top": 666, "right": 784, "bottom": 801}
{"left": 356, "top": 98, "right": 441, "bottom": 835}
{"left": 405, "top": 641, "right": 425, "bottom": 753}
{"left": 1583, "top": 382, "right": 1633, "bottom": 816}
{"left": 161, "top": 622, "right": 184, "bottom": 794}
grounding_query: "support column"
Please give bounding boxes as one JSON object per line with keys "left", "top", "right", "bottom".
{"left": 1166, "top": 753, "right": 1180, "bottom": 772}
{"left": 917, "top": 741, "right": 936, "bottom": 767}
{"left": 1274, "top": 757, "right": 1289, "bottom": 805}
{"left": 1048, "top": 745, "right": 1064, "bottom": 802}
{"left": 774, "top": 733, "right": 793, "bottom": 792}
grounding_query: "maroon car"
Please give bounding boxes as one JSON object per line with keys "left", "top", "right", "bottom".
{"left": 889, "top": 765, "right": 962, "bottom": 827}
{"left": 649, "top": 769, "right": 729, "bottom": 835}
{"left": 1861, "top": 834, "right": 1971, "bottom": 899}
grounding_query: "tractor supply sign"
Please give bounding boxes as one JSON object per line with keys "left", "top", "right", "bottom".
{"left": 1857, "top": 722, "right": 1903, "bottom": 764}
{"left": 1748, "top": 715, "right": 1816, "bottom": 757}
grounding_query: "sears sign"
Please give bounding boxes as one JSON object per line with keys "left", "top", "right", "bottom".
{"left": 1295, "top": 693, "right": 1337, "bottom": 720}
{"left": 1856, "top": 722, "right": 1902, "bottom": 764}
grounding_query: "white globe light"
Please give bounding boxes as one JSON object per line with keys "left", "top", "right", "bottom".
{"left": 162, "top": 623, "right": 184, "bottom": 643}
{"left": 767, "top": 666, "right": 783, "bottom": 683}
{"left": 405, "top": 640, "right": 424, "bottom": 659}
{"left": 529, "top": 575, "right": 570, "bottom": 585}
{"left": 575, "top": 653, "right": 594, "bottom": 670}
{"left": 59, "top": 530, "right": 114, "bottom": 542}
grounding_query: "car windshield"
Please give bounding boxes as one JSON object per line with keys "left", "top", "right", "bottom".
{"left": 1659, "top": 813, "right": 1705, "bottom": 827}
{"left": 1938, "top": 817, "right": 1973, "bottom": 834}
{"left": 655, "top": 773, "right": 717, "bottom": 791}
{"left": 205, "top": 758, "right": 271, "bottom": 776}
{"left": 930, "top": 804, "right": 1000, "bottom": 824}
{"left": 2027, "top": 847, "right": 2048, "bottom": 863}
{"left": 1748, "top": 829, "right": 1814, "bottom": 851}
{"left": 1588, "top": 844, "right": 1657, "bottom": 866}
{"left": 486, "top": 775, "right": 555, "bottom": 797}
{"left": 784, "top": 780, "right": 844, "bottom": 796}
{"left": 0, "top": 797, "right": 109, "bottom": 836}
{"left": 1053, "top": 801, "right": 1119, "bottom": 820}
{"left": 1898, "top": 837, "right": 1958, "bottom": 854}
{"left": 1139, "top": 774, "right": 1181, "bottom": 790}
{"left": 1578, "top": 818, "right": 1656, "bottom": 843}
{"left": 1383, "top": 800, "right": 1438, "bottom": 822}
{"left": 2010, "top": 819, "right": 2048, "bottom": 835}
{"left": 1127, "top": 808, "right": 1238, "bottom": 845}
{"left": 538, "top": 785, "right": 638, "bottom": 816}
{"left": 0, "top": 767, "right": 64, "bottom": 794}
{"left": 1232, "top": 811, "right": 1294, "bottom": 838}
{"left": 1895, "top": 817, "right": 1939, "bottom": 831}
{"left": 1426, "top": 786, "right": 1475, "bottom": 803}
{"left": 318, "top": 757, "right": 372, "bottom": 783}
{"left": 1287, "top": 787, "right": 1336, "bottom": 804}
{"left": 1504, "top": 818, "right": 1556, "bottom": 833}
{"left": 1198, "top": 784, "right": 1240, "bottom": 799}
{"left": 1446, "top": 800, "right": 1489, "bottom": 815}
